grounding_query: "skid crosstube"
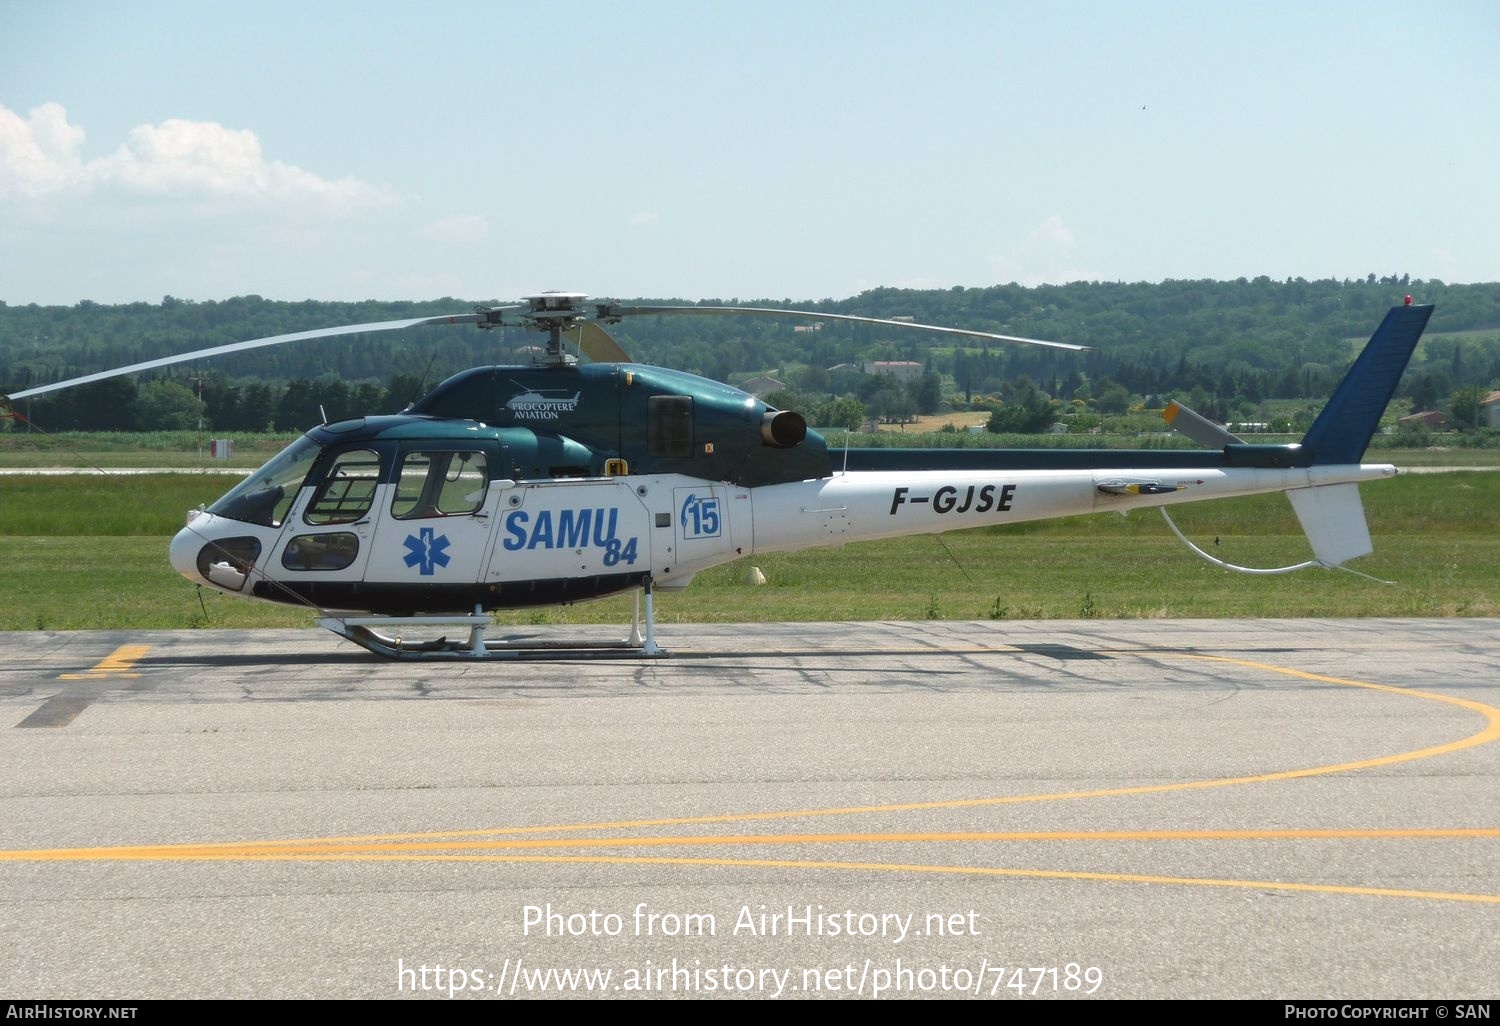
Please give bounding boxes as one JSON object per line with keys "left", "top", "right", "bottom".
{"left": 315, "top": 586, "right": 665, "bottom": 660}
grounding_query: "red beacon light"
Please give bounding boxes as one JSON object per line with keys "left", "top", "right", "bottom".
{"left": 1405, "top": 295, "right": 1414, "bottom": 306}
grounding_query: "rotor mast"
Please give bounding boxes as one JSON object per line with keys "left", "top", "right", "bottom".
{"left": 476, "top": 291, "right": 592, "bottom": 366}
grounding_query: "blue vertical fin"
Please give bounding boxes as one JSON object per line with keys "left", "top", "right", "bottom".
{"left": 1301, "top": 303, "right": 1434, "bottom": 465}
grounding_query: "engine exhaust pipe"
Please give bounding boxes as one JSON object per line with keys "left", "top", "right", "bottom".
{"left": 760, "top": 410, "right": 806, "bottom": 448}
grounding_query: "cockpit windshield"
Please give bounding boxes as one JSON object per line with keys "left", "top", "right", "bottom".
{"left": 207, "top": 434, "right": 321, "bottom": 527}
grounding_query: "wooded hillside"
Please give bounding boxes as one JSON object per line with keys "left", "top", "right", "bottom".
{"left": 4, "top": 276, "right": 1498, "bottom": 433}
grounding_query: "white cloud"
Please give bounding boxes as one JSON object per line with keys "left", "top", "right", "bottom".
{"left": 1020, "top": 215, "right": 1076, "bottom": 259}
{"left": 988, "top": 215, "right": 1099, "bottom": 286}
{"left": 0, "top": 102, "right": 85, "bottom": 200}
{"left": 418, "top": 213, "right": 490, "bottom": 244}
{"left": 0, "top": 102, "right": 395, "bottom": 219}
{"left": 628, "top": 210, "right": 658, "bottom": 227}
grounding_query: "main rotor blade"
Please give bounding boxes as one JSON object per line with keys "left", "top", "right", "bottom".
{"left": 5, "top": 313, "right": 486, "bottom": 401}
{"left": 565, "top": 320, "right": 633, "bottom": 363}
{"left": 595, "top": 304, "right": 1090, "bottom": 352}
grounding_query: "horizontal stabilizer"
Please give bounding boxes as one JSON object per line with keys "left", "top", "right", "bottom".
{"left": 1287, "top": 483, "right": 1372, "bottom": 566}
{"left": 1162, "top": 400, "right": 1243, "bottom": 449}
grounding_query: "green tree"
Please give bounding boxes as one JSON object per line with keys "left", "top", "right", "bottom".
{"left": 312, "top": 378, "right": 352, "bottom": 422}
{"left": 816, "top": 395, "right": 867, "bottom": 431}
{"left": 1094, "top": 382, "right": 1131, "bottom": 414}
{"left": 199, "top": 377, "right": 240, "bottom": 431}
{"left": 137, "top": 379, "right": 201, "bottom": 430}
{"left": 349, "top": 382, "right": 386, "bottom": 416}
{"left": 987, "top": 378, "right": 1055, "bottom": 433}
{"left": 53, "top": 379, "right": 139, "bottom": 430}
{"left": 237, "top": 383, "right": 278, "bottom": 432}
{"left": 386, "top": 373, "right": 428, "bottom": 411}
{"left": 862, "top": 378, "right": 911, "bottom": 424}
{"left": 1448, "top": 385, "right": 1487, "bottom": 431}
{"left": 910, "top": 370, "right": 943, "bottom": 415}
{"left": 276, "top": 380, "right": 322, "bottom": 431}
{"left": 764, "top": 388, "right": 822, "bottom": 417}
{"left": 1406, "top": 373, "right": 1441, "bottom": 413}
{"left": 790, "top": 364, "right": 831, "bottom": 394}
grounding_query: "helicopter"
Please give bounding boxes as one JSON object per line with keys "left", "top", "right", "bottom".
{"left": 1, "top": 291, "right": 1434, "bottom": 659}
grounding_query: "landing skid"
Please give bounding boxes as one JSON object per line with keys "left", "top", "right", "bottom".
{"left": 316, "top": 586, "right": 665, "bottom": 661}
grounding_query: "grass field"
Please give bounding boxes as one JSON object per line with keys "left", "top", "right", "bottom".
{"left": 0, "top": 430, "right": 293, "bottom": 469}
{"left": 1, "top": 471, "right": 1494, "bottom": 632}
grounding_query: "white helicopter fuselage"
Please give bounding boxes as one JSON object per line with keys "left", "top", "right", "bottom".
{"left": 747, "top": 463, "right": 1394, "bottom": 555}
{"left": 10, "top": 295, "right": 1434, "bottom": 658}
{"left": 170, "top": 461, "right": 1394, "bottom": 610}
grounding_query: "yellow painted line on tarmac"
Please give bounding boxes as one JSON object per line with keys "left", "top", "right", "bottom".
{"left": 6, "top": 849, "right": 1495, "bottom": 906}
{"left": 1178, "top": 653, "right": 1500, "bottom": 742}
{"left": 169, "top": 654, "right": 1500, "bottom": 850}
{"left": 6, "top": 827, "right": 1495, "bottom": 862}
{"left": 57, "top": 644, "right": 150, "bottom": 681}
{"left": 17, "top": 645, "right": 154, "bottom": 727}
{"left": 4, "top": 653, "right": 1498, "bottom": 906}
{"left": 679, "top": 646, "right": 1023, "bottom": 658}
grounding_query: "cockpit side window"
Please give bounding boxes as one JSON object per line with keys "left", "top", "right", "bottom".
{"left": 392, "top": 450, "right": 489, "bottom": 519}
{"left": 304, "top": 449, "right": 381, "bottom": 525}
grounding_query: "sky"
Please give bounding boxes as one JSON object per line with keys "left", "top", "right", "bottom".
{"left": 1, "top": 0, "right": 1497, "bottom": 306}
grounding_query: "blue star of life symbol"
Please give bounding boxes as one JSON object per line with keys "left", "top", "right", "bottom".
{"left": 402, "top": 527, "right": 451, "bottom": 576}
